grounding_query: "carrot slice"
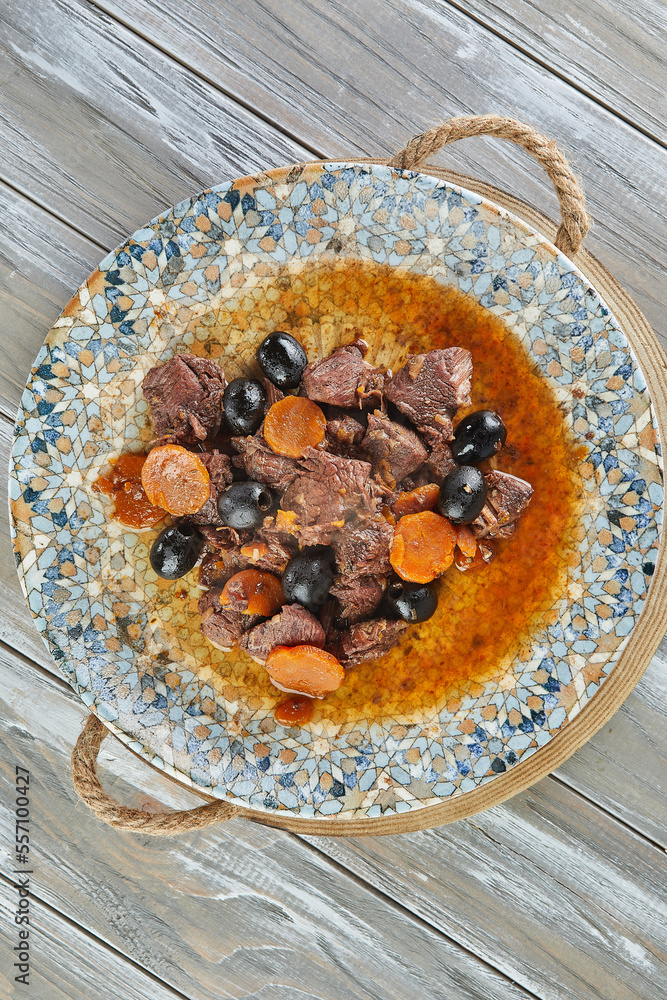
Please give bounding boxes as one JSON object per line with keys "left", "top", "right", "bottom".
{"left": 390, "top": 510, "right": 456, "bottom": 583}
{"left": 265, "top": 645, "right": 345, "bottom": 699}
{"left": 141, "top": 443, "right": 210, "bottom": 516}
{"left": 220, "top": 569, "right": 284, "bottom": 617}
{"left": 455, "top": 523, "right": 477, "bottom": 559}
{"left": 391, "top": 482, "right": 441, "bottom": 518}
{"left": 264, "top": 396, "right": 327, "bottom": 458}
{"left": 93, "top": 453, "right": 167, "bottom": 528}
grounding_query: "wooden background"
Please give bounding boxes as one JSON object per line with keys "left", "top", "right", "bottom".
{"left": 1, "top": 1, "right": 666, "bottom": 996}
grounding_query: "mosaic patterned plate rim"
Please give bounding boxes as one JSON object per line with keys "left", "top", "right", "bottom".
{"left": 9, "top": 160, "right": 664, "bottom": 824}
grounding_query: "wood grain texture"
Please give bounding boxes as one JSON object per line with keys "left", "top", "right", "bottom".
{"left": 0, "top": 181, "right": 101, "bottom": 421}
{"left": 452, "top": 0, "right": 667, "bottom": 144}
{"left": 552, "top": 638, "right": 667, "bottom": 848}
{"left": 84, "top": 0, "right": 667, "bottom": 335}
{"left": 0, "top": 880, "right": 186, "bottom": 1000}
{"left": 0, "top": 0, "right": 311, "bottom": 247}
{"left": 0, "top": 647, "right": 535, "bottom": 1000}
{"left": 306, "top": 783, "right": 667, "bottom": 1000}
{"left": 2, "top": 0, "right": 666, "bottom": 990}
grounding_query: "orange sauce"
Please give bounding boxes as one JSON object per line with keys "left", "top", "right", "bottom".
{"left": 93, "top": 453, "right": 167, "bottom": 528}
{"left": 275, "top": 695, "right": 315, "bottom": 726}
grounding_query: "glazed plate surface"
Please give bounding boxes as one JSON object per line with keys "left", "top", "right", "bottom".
{"left": 9, "top": 162, "right": 663, "bottom": 822}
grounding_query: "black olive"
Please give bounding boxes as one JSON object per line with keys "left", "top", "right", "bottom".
{"left": 386, "top": 580, "right": 438, "bottom": 623}
{"left": 223, "top": 378, "right": 266, "bottom": 435}
{"left": 217, "top": 481, "right": 275, "bottom": 530}
{"left": 149, "top": 522, "right": 202, "bottom": 580}
{"left": 438, "top": 466, "right": 486, "bottom": 524}
{"left": 282, "top": 549, "right": 335, "bottom": 608}
{"left": 451, "top": 410, "right": 507, "bottom": 465}
{"left": 257, "top": 331, "right": 308, "bottom": 389}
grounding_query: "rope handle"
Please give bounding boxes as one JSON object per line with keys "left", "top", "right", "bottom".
{"left": 389, "top": 115, "right": 590, "bottom": 256}
{"left": 72, "top": 714, "right": 239, "bottom": 835}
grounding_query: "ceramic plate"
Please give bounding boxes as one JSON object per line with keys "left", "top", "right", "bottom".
{"left": 9, "top": 162, "right": 663, "bottom": 822}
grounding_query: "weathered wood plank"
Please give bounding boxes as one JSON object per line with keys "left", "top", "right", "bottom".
{"left": 0, "top": 881, "right": 186, "bottom": 1000}
{"left": 0, "top": 644, "right": 536, "bottom": 1000}
{"left": 305, "top": 779, "right": 667, "bottom": 1000}
{"left": 0, "top": 0, "right": 311, "bottom": 248}
{"left": 553, "top": 635, "right": 667, "bottom": 848}
{"left": 0, "top": 181, "right": 101, "bottom": 421}
{"left": 2, "top": 3, "right": 664, "bottom": 995}
{"left": 81, "top": 0, "right": 667, "bottom": 336}
{"left": 451, "top": 0, "right": 667, "bottom": 144}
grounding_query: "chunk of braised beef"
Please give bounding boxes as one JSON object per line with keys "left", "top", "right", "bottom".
{"left": 241, "top": 604, "right": 326, "bottom": 663}
{"left": 188, "top": 496, "right": 220, "bottom": 526}
{"left": 281, "top": 447, "right": 381, "bottom": 527}
{"left": 330, "top": 575, "right": 385, "bottom": 624}
{"left": 338, "top": 618, "right": 408, "bottom": 665}
{"left": 318, "top": 599, "right": 337, "bottom": 635}
{"left": 200, "top": 603, "right": 261, "bottom": 651}
{"left": 470, "top": 470, "right": 534, "bottom": 538}
{"left": 198, "top": 586, "right": 223, "bottom": 615}
{"left": 302, "top": 341, "right": 385, "bottom": 409}
{"left": 231, "top": 431, "right": 299, "bottom": 490}
{"left": 397, "top": 466, "right": 431, "bottom": 495}
{"left": 243, "top": 527, "right": 297, "bottom": 575}
{"left": 188, "top": 450, "right": 234, "bottom": 525}
{"left": 198, "top": 551, "right": 242, "bottom": 590}
{"left": 326, "top": 416, "right": 366, "bottom": 455}
{"left": 384, "top": 348, "right": 472, "bottom": 438}
{"left": 197, "top": 524, "right": 250, "bottom": 551}
{"left": 360, "top": 411, "right": 427, "bottom": 488}
{"left": 422, "top": 429, "right": 457, "bottom": 484}
{"left": 143, "top": 354, "right": 226, "bottom": 444}
{"left": 331, "top": 516, "right": 393, "bottom": 578}
{"left": 196, "top": 525, "right": 253, "bottom": 587}
{"left": 200, "top": 451, "right": 233, "bottom": 489}
{"left": 263, "top": 377, "right": 284, "bottom": 411}
{"left": 291, "top": 522, "right": 338, "bottom": 548}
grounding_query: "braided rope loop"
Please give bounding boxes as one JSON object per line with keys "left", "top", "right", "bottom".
{"left": 389, "top": 115, "right": 589, "bottom": 256}
{"left": 71, "top": 714, "right": 240, "bottom": 835}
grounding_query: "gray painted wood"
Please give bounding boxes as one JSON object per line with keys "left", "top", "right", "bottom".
{"left": 0, "top": 0, "right": 311, "bottom": 247}
{"left": 306, "top": 783, "right": 667, "bottom": 1000}
{"left": 0, "top": 645, "right": 535, "bottom": 1000}
{"left": 2, "top": 637, "right": 666, "bottom": 999}
{"left": 1, "top": 3, "right": 665, "bottom": 405}
{"left": 0, "top": 881, "right": 185, "bottom": 1000}
{"left": 2, "top": 0, "right": 667, "bottom": 995}
{"left": 0, "top": 181, "right": 101, "bottom": 422}
{"left": 552, "top": 635, "right": 667, "bottom": 848}
{"left": 454, "top": 0, "right": 667, "bottom": 144}
{"left": 82, "top": 0, "right": 667, "bottom": 335}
